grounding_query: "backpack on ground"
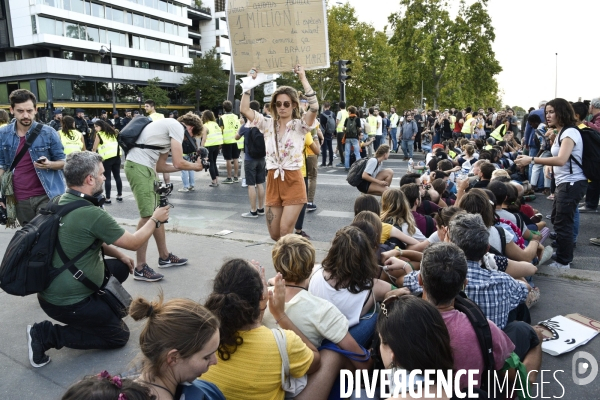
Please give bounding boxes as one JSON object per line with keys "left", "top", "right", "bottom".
{"left": 118, "top": 115, "right": 163, "bottom": 155}
{"left": 558, "top": 125, "right": 600, "bottom": 182}
{"left": 0, "top": 199, "right": 101, "bottom": 296}
{"left": 323, "top": 112, "right": 336, "bottom": 135}
{"left": 246, "top": 127, "right": 266, "bottom": 159}
{"left": 345, "top": 116, "right": 359, "bottom": 139}
{"left": 346, "top": 157, "right": 369, "bottom": 187}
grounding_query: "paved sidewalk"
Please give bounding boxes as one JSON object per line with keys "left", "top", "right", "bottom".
{"left": 0, "top": 228, "right": 599, "bottom": 399}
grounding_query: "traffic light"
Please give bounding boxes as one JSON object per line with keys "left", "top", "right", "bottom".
{"left": 335, "top": 60, "right": 352, "bottom": 83}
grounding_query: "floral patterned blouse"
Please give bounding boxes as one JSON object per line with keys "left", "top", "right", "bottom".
{"left": 251, "top": 112, "right": 317, "bottom": 180}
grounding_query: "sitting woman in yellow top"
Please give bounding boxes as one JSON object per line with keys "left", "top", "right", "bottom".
{"left": 203, "top": 259, "right": 320, "bottom": 400}
{"left": 93, "top": 120, "right": 122, "bottom": 204}
{"left": 59, "top": 116, "right": 85, "bottom": 155}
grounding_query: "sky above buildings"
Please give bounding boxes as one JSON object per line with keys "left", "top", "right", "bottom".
{"left": 342, "top": 0, "right": 598, "bottom": 109}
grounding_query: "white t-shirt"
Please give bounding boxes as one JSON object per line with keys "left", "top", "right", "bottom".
{"left": 363, "top": 157, "right": 382, "bottom": 177}
{"left": 376, "top": 115, "right": 383, "bottom": 135}
{"left": 262, "top": 289, "right": 348, "bottom": 347}
{"left": 552, "top": 127, "right": 586, "bottom": 185}
{"left": 308, "top": 267, "right": 370, "bottom": 327}
{"left": 126, "top": 118, "right": 184, "bottom": 168}
{"left": 428, "top": 230, "right": 441, "bottom": 243}
{"left": 488, "top": 226, "right": 514, "bottom": 255}
{"left": 400, "top": 222, "right": 426, "bottom": 241}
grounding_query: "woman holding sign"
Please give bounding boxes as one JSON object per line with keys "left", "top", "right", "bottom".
{"left": 241, "top": 65, "right": 318, "bottom": 241}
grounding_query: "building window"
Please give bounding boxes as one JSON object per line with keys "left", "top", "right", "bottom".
{"left": 37, "top": 80, "right": 48, "bottom": 102}
{"left": 216, "top": 36, "right": 220, "bottom": 47}
{"left": 215, "top": 0, "right": 225, "bottom": 13}
{"left": 31, "top": 16, "right": 37, "bottom": 34}
{"left": 84, "top": 0, "right": 90, "bottom": 14}
{"left": 215, "top": 18, "right": 219, "bottom": 30}
{"left": 65, "top": 22, "right": 80, "bottom": 39}
{"left": 126, "top": 12, "right": 133, "bottom": 24}
{"left": 132, "top": 36, "right": 140, "bottom": 49}
{"left": 112, "top": 8, "right": 124, "bottom": 23}
{"left": 71, "top": 0, "right": 84, "bottom": 13}
{"left": 133, "top": 14, "right": 144, "bottom": 28}
{"left": 158, "top": 0, "right": 167, "bottom": 12}
{"left": 87, "top": 27, "right": 99, "bottom": 42}
{"left": 53, "top": 79, "right": 73, "bottom": 100}
{"left": 91, "top": 2, "right": 104, "bottom": 18}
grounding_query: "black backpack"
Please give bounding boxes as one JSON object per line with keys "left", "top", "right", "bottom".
{"left": 0, "top": 200, "right": 101, "bottom": 296}
{"left": 423, "top": 215, "right": 435, "bottom": 238}
{"left": 488, "top": 225, "right": 506, "bottom": 256}
{"left": 558, "top": 125, "right": 600, "bottom": 181}
{"left": 246, "top": 127, "right": 266, "bottom": 159}
{"left": 323, "top": 112, "right": 336, "bottom": 135}
{"left": 347, "top": 157, "right": 370, "bottom": 187}
{"left": 453, "top": 292, "right": 497, "bottom": 393}
{"left": 118, "top": 115, "right": 163, "bottom": 155}
{"left": 345, "top": 116, "right": 359, "bottom": 138}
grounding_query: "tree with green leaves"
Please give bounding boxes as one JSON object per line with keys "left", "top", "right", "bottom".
{"left": 140, "top": 77, "right": 170, "bottom": 108}
{"left": 180, "top": 48, "right": 229, "bottom": 110}
{"left": 388, "top": 0, "right": 501, "bottom": 110}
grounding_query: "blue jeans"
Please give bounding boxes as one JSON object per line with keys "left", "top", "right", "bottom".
{"left": 348, "top": 311, "right": 378, "bottom": 347}
{"left": 181, "top": 170, "right": 195, "bottom": 188}
{"left": 401, "top": 139, "right": 414, "bottom": 158}
{"left": 390, "top": 128, "right": 398, "bottom": 151}
{"left": 321, "top": 138, "right": 333, "bottom": 165}
{"left": 374, "top": 135, "right": 382, "bottom": 152}
{"left": 344, "top": 138, "right": 361, "bottom": 169}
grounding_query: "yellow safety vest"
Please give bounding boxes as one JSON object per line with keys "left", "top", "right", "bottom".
{"left": 367, "top": 115, "right": 378, "bottom": 136}
{"left": 204, "top": 121, "right": 223, "bottom": 146}
{"left": 484, "top": 144, "right": 493, "bottom": 150}
{"left": 97, "top": 131, "right": 119, "bottom": 160}
{"left": 491, "top": 124, "right": 507, "bottom": 141}
{"left": 448, "top": 150, "right": 457, "bottom": 159}
{"left": 336, "top": 109, "right": 349, "bottom": 133}
{"left": 149, "top": 112, "right": 164, "bottom": 121}
{"left": 236, "top": 135, "right": 244, "bottom": 149}
{"left": 221, "top": 113, "right": 240, "bottom": 144}
{"left": 60, "top": 130, "right": 83, "bottom": 155}
{"left": 461, "top": 117, "right": 475, "bottom": 134}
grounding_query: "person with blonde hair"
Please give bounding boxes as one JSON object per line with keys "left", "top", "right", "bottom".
{"left": 130, "top": 294, "right": 223, "bottom": 399}
{"left": 380, "top": 188, "right": 426, "bottom": 241}
{"left": 0, "top": 109, "right": 10, "bottom": 127}
{"left": 240, "top": 65, "right": 319, "bottom": 241}
{"left": 491, "top": 168, "right": 510, "bottom": 180}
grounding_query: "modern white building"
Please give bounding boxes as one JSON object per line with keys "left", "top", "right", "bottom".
{"left": 189, "top": 0, "right": 230, "bottom": 69}
{"left": 0, "top": 0, "right": 220, "bottom": 114}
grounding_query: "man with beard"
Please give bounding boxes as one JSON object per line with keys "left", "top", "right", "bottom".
{"left": 0, "top": 89, "right": 65, "bottom": 226}
{"left": 25, "top": 151, "right": 170, "bottom": 367}
{"left": 121, "top": 110, "right": 133, "bottom": 129}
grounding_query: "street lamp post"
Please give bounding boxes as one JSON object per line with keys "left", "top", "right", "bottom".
{"left": 99, "top": 41, "right": 117, "bottom": 116}
{"left": 421, "top": 80, "right": 424, "bottom": 110}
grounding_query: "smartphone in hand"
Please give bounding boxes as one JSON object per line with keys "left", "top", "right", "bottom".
{"left": 36, "top": 157, "right": 46, "bottom": 164}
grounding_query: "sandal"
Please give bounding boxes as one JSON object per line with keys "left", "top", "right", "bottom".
{"left": 209, "top": 182, "right": 219, "bottom": 187}
{"left": 526, "top": 287, "right": 540, "bottom": 308}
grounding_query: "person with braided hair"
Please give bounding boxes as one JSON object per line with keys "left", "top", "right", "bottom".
{"left": 128, "top": 294, "right": 224, "bottom": 400}
{"left": 62, "top": 371, "right": 156, "bottom": 400}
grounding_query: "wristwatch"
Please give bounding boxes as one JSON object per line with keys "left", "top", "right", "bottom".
{"left": 150, "top": 217, "right": 161, "bottom": 228}
{"left": 530, "top": 157, "right": 535, "bottom": 165}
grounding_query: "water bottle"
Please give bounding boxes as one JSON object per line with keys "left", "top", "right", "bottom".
{"left": 408, "top": 158, "right": 414, "bottom": 172}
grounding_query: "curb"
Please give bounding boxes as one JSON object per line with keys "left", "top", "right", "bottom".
{"left": 536, "top": 264, "right": 600, "bottom": 286}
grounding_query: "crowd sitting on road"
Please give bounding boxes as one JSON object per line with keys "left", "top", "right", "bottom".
{"left": 3, "top": 83, "right": 600, "bottom": 399}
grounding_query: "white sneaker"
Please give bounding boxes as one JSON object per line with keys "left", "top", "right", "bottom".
{"left": 547, "top": 261, "right": 570, "bottom": 269}
{"left": 241, "top": 178, "right": 248, "bottom": 187}
{"left": 178, "top": 187, "right": 189, "bottom": 192}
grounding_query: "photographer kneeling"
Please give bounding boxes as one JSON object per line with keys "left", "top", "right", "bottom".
{"left": 125, "top": 112, "right": 204, "bottom": 282}
{"left": 28, "top": 151, "right": 169, "bottom": 368}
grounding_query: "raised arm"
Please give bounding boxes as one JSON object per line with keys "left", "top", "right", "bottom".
{"left": 295, "top": 64, "right": 318, "bottom": 127}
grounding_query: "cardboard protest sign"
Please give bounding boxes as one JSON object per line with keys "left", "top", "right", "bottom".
{"left": 226, "top": 0, "right": 329, "bottom": 74}
{"left": 538, "top": 315, "right": 599, "bottom": 356}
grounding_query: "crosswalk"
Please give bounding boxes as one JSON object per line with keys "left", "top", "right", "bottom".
{"left": 114, "top": 173, "right": 357, "bottom": 218}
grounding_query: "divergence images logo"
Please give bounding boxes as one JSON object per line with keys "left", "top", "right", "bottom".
{"left": 572, "top": 351, "right": 598, "bottom": 386}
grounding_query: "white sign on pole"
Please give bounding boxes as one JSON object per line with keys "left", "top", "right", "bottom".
{"left": 263, "top": 96, "right": 272, "bottom": 103}
{"left": 264, "top": 82, "right": 277, "bottom": 96}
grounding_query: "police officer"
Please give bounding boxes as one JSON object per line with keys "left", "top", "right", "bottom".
{"left": 48, "top": 109, "right": 62, "bottom": 131}
{"left": 219, "top": 101, "right": 241, "bottom": 183}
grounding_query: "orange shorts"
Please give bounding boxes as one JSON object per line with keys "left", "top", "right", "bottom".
{"left": 265, "top": 169, "right": 307, "bottom": 207}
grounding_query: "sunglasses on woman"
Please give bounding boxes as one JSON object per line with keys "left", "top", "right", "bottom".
{"left": 275, "top": 101, "right": 292, "bottom": 108}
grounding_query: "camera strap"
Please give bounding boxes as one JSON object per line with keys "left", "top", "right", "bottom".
{"left": 9, "top": 123, "right": 44, "bottom": 172}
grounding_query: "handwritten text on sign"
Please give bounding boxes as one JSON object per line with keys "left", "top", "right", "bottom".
{"left": 227, "top": 0, "right": 329, "bottom": 74}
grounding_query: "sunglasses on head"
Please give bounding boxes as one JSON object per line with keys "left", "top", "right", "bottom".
{"left": 276, "top": 101, "right": 292, "bottom": 108}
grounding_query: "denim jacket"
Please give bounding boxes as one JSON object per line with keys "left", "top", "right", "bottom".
{"left": 0, "top": 121, "right": 66, "bottom": 199}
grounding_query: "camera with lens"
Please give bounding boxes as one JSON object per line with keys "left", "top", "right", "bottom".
{"left": 189, "top": 146, "right": 210, "bottom": 172}
{"left": 154, "top": 181, "right": 173, "bottom": 210}
{"left": 0, "top": 203, "right": 7, "bottom": 225}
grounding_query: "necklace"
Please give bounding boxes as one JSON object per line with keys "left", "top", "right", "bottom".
{"left": 285, "top": 284, "right": 307, "bottom": 290}
{"left": 140, "top": 380, "right": 175, "bottom": 398}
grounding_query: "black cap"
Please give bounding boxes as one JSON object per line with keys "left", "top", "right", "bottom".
{"left": 53, "top": 109, "right": 62, "bottom": 115}
{"left": 133, "top": 110, "right": 140, "bottom": 114}
{"left": 101, "top": 110, "right": 107, "bottom": 114}
{"left": 75, "top": 108, "right": 84, "bottom": 113}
